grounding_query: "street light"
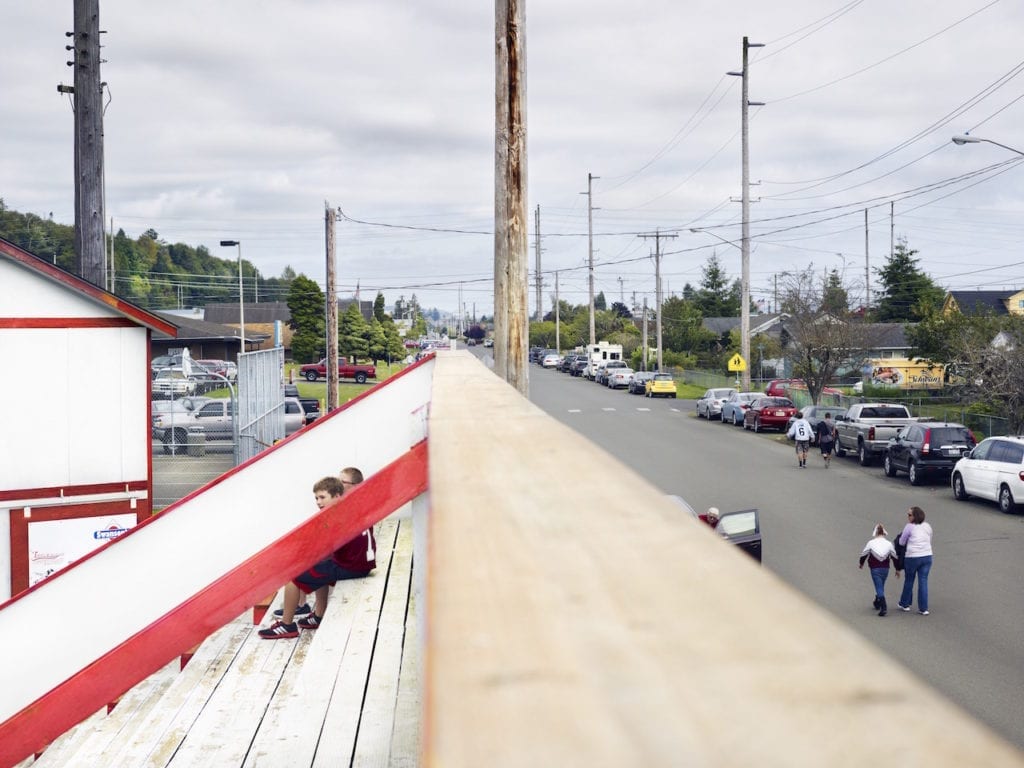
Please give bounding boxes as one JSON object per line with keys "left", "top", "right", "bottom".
{"left": 219, "top": 240, "right": 244, "bottom": 355}
{"left": 951, "top": 134, "right": 1024, "bottom": 157}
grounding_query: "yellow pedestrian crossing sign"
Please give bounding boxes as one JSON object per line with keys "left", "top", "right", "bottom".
{"left": 728, "top": 353, "right": 746, "bottom": 372}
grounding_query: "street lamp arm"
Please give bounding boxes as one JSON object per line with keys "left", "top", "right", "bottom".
{"left": 951, "top": 135, "right": 1024, "bottom": 157}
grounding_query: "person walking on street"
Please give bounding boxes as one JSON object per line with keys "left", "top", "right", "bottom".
{"left": 816, "top": 412, "right": 836, "bottom": 468}
{"left": 859, "top": 523, "right": 899, "bottom": 616}
{"left": 898, "top": 506, "right": 934, "bottom": 615}
{"left": 787, "top": 411, "right": 813, "bottom": 468}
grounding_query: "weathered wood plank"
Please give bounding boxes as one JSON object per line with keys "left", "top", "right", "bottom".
{"left": 352, "top": 520, "right": 414, "bottom": 768}
{"left": 245, "top": 519, "right": 400, "bottom": 768}
{"left": 162, "top": 610, "right": 303, "bottom": 766}
{"left": 423, "top": 351, "right": 1024, "bottom": 767}
{"left": 104, "top": 614, "right": 257, "bottom": 767}
{"left": 30, "top": 661, "right": 179, "bottom": 767}
{"left": 310, "top": 523, "right": 404, "bottom": 768}
{"left": 387, "top": 579, "right": 420, "bottom": 768}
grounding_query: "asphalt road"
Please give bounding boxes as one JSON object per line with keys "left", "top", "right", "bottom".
{"left": 524, "top": 361, "right": 1024, "bottom": 750}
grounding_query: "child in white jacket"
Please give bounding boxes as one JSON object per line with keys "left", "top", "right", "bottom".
{"left": 859, "top": 523, "right": 900, "bottom": 616}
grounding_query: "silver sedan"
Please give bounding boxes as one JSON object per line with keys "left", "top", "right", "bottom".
{"left": 696, "top": 387, "right": 737, "bottom": 419}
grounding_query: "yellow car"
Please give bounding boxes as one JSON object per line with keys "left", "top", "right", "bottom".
{"left": 645, "top": 373, "right": 677, "bottom": 398}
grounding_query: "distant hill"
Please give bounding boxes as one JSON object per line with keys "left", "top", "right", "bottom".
{"left": 0, "top": 199, "right": 295, "bottom": 310}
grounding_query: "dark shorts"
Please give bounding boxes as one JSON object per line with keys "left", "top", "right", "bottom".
{"left": 293, "top": 557, "right": 371, "bottom": 594}
{"left": 819, "top": 439, "right": 835, "bottom": 455}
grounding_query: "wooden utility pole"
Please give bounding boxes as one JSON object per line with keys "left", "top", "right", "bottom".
{"left": 554, "top": 270, "right": 560, "bottom": 355}
{"left": 639, "top": 230, "right": 677, "bottom": 372}
{"left": 534, "top": 205, "right": 542, "bottom": 321}
{"left": 641, "top": 297, "right": 648, "bottom": 372}
{"left": 586, "top": 172, "right": 598, "bottom": 346}
{"left": 326, "top": 205, "right": 339, "bottom": 411}
{"left": 494, "top": 0, "right": 529, "bottom": 395}
{"left": 864, "top": 208, "right": 871, "bottom": 311}
{"left": 72, "top": 0, "right": 106, "bottom": 287}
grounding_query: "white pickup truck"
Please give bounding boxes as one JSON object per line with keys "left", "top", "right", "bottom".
{"left": 833, "top": 403, "right": 917, "bottom": 466}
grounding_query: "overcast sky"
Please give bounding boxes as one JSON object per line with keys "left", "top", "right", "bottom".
{"left": 3, "top": 1, "right": 1023, "bottom": 317}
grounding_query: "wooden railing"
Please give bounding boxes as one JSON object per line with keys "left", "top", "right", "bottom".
{"left": 422, "top": 352, "right": 1024, "bottom": 766}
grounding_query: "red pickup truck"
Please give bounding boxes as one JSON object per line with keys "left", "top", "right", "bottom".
{"left": 299, "top": 358, "right": 376, "bottom": 384}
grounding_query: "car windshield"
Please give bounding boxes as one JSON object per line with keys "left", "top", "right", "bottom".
{"left": 653, "top": 374, "right": 672, "bottom": 381}
{"left": 712, "top": 389, "right": 733, "bottom": 398}
{"left": 761, "top": 398, "right": 792, "bottom": 407}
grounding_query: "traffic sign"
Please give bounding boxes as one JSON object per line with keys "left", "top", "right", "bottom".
{"left": 728, "top": 353, "right": 747, "bottom": 372}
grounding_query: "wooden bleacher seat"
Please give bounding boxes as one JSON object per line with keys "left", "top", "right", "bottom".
{"left": 23, "top": 515, "right": 419, "bottom": 768}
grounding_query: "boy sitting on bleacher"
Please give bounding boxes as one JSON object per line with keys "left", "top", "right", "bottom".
{"left": 259, "top": 469, "right": 376, "bottom": 639}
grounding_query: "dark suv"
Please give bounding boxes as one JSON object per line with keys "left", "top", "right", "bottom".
{"left": 884, "top": 422, "right": 975, "bottom": 485}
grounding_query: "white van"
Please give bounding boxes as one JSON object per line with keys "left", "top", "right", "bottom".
{"left": 951, "top": 436, "right": 1024, "bottom": 513}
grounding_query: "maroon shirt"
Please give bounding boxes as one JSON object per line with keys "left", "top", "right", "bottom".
{"left": 332, "top": 528, "right": 377, "bottom": 573}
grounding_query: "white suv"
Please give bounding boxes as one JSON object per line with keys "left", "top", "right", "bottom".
{"left": 951, "top": 436, "right": 1024, "bottom": 514}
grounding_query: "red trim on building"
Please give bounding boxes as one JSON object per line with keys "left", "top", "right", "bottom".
{"left": 0, "top": 481, "right": 148, "bottom": 504}
{"left": 0, "top": 236, "right": 177, "bottom": 336}
{"left": 0, "top": 317, "right": 138, "bottom": 329}
{"left": 0, "top": 440, "right": 428, "bottom": 767}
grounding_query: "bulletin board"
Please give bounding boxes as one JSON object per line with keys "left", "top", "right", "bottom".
{"left": 9, "top": 501, "right": 143, "bottom": 596}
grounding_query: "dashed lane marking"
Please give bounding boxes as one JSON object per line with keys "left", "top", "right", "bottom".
{"left": 568, "top": 409, "right": 582, "bottom": 413}
{"left": 602, "top": 407, "right": 616, "bottom": 412}
{"left": 637, "top": 408, "right": 651, "bottom": 412}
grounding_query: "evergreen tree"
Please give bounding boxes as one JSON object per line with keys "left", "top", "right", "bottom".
{"left": 382, "top": 317, "right": 407, "bottom": 362}
{"left": 287, "top": 275, "right": 325, "bottom": 362}
{"left": 594, "top": 291, "right": 607, "bottom": 311}
{"left": 339, "top": 302, "right": 370, "bottom": 360}
{"left": 820, "top": 269, "right": 849, "bottom": 316}
{"left": 366, "top": 317, "right": 389, "bottom": 364}
{"left": 692, "top": 254, "right": 740, "bottom": 317}
{"left": 873, "top": 239, "right": 944, "bottom": 322}
{"left": 373, "top": 291, "right": 387, "bottom": 322}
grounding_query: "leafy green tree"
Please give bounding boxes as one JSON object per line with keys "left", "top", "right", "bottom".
{"left": 594, "top": 291, "right": 607, "bottom": 311}
{"left": 873, "top": 239, "right": 944, "bottom": 322}
{"left": 659, "top": 297, "right": 717, "bottom": 357}
{"left": 339, "top": 302, "right": 369, "bottom": 360}
{"left": 465, "top": 324, "right": 485, "bottom": 341}
{"left": 610, "top": 301, "right": 632, "bottom": 318}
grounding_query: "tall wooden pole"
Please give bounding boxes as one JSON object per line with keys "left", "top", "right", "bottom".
{"left": 494, "top": 0, "right": 529, "bottom": 394}
{"left": 73, "top": 0, "right": 106, "bottom": 286}
{"left": 326, "top": 205, "right": 339, "bottom": 412}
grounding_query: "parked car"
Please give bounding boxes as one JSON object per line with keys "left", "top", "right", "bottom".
{"left": 668, "top": 496, "right": 762, "bottom": 562}
{"left": 529, "top": 346, "right": 545, "bottom": 363}
{"left": 784, "top": 405, "right": 848, "bottom": 444}
{"left": 152, "top": 368, "right": 197, "bottom": 399}
{"left": 542, "top": 353, "right": 562, "bottom": 369}
{"left": 696, "top": 387, "right": 737, "bottom": 419}
{"left": 570, "top": 357, "right": 590, "bottom": 377}
{"left": 299, "top": 359, "right": 376, "bottom": 384}
{"left": 596, "top": 360, "right": 629, "bottom": 385}
{"left": 645, "top": 373, "right": 677, "bottom": 398}
{"left": 834, "top": 403, "right": 917, "bottom": 466}
{"left": 606, "top": 368, "right": 634, "bottom": 389}
{"left": 720, "top": 391, "right": 761, "bottom": 426}
{"left": 536, "top": 349, "right": 557, "bottom": 365}
{"left": 629, "top": 371, "right": 656, "bottom": 394}
{"left": 951, "top": 436, "right": 1024, "bottom": 513}
{"left": 884, "top": 422, "right": 975, "bottom": 486}
{"left": 743, "top": 397, "right": 796, "bottom": 432}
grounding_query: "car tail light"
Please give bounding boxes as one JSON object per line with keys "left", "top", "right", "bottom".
{"left": 867, "top": 426, "right": 875, "bottom": 440}
{"left": 969, "top": 430, "right": 978, "bottom": 445}
{"left": 921, "top": 429, "right": 931, "bottom": 456}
